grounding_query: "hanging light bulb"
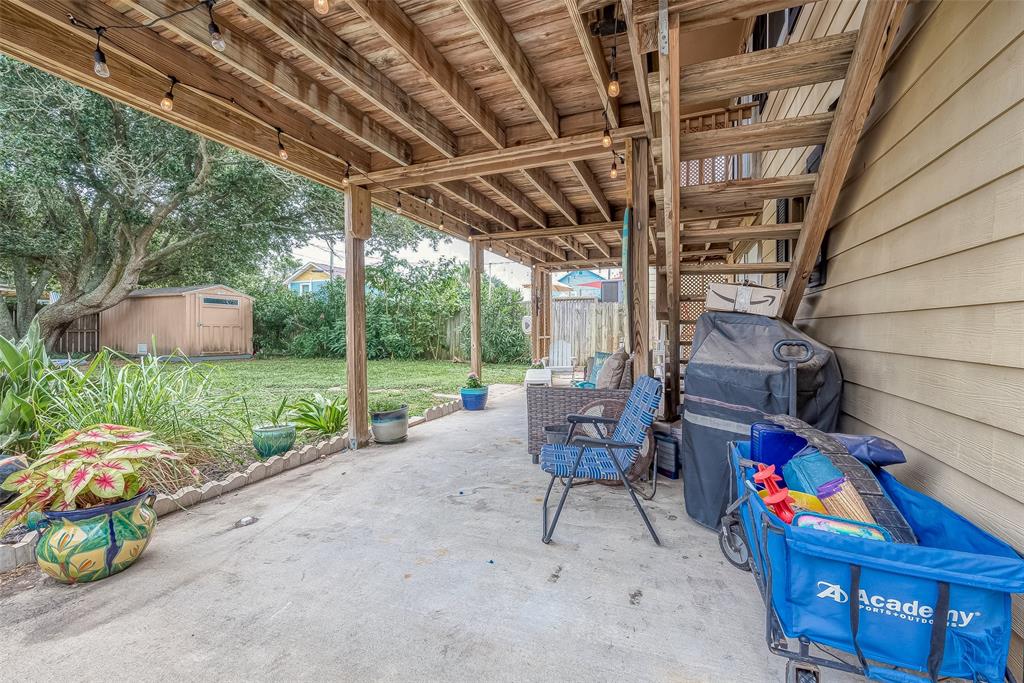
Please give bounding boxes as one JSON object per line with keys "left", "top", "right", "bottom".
{"left": 160, "top": 77, "right": 177, "bottom": 112}
{"left": 438, "top": 215, "right": 445, "bottom": 230}
{"left": 395, "top": 195, "right": 403, "bottom": 216}
{"left": 314, "top": 0, "right": 330, "bottom": 15}
{"left": 601, "top": 127, "right": 612, "bottom": 148}
{"left": 92, "top": 30, "right": 110, "bottom": 78}
{"left": 340, "top": 163, "right": 351, "bottom": 189}
{"left": 609, "top": 156, "right": 619, "bottom": 179}
{"left": 206, "top": 1, "right": 226, "bottom": 52}
{"left": 607, "top": 72, "right": 620, "bottom": 98}
{"left": 275, "top": 128, "right": 288, "bottom": 160}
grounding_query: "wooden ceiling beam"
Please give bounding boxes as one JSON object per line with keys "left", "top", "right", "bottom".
{"left": 782, "top": 1, "right": 908, "bottom": 321}
{"left": 521, "top": 169, "right": 580, "bottom": 225}
{"left": 438, "top": 182, "right": 518, "bottom": 231}
{"left": 120, "top": 0, "right": 406, "bottom": 167}
{"left": 652, "top": 112, "right": 834, "bottom": 162}
{"left": 457, "top": 0, "right": 560, "bottom": 138}
{"left": 563, "top": 0, "right": 619, "bottom": 127}
{"left": 680, "top": 222, "right": 803, "bottom": 244}
{"left": 622, "top": 0, "right": 655, "bottom": 140}
{"left": 633, "top": 0, "right": 809, "bottom": 31}
{"left": 649, "top": 31, "right": 858, "bottom": 109}
{"left": 233, "top": 0, "right": 457, "bottom": 158}
{"left": 478, "top": 176, "right": 547, "bottom": 229}
{"left": 354, "top": 126, "right": 642, "bottom": 189}
{"left": 589, "top": 233, "right": 612, "bottom": 258}
{"left": 659, "top": 174, "right": 817, "bottom": 219}
{"left": 471, "top": 221, "right": 621, "bottom": 243}
{"left": 570, "top": 161, "right": 614, "bottom": 222}
{"left": 345, "top": 0, "right": 505, "bottom": 150}
{"left": 5, "top": 0, "right": 371, "bottom": 172}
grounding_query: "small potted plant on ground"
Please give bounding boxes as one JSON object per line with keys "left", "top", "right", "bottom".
{"left": 0, "top": 424, "right": 197, "bottom": 584}
{"left": 252, "top": 397, "right": 296, "bottom": 458}
{"left": 460, "top": 372, "right": 488, "bottom": 411}
{"left": 369, "top": 398, "right": 409, "bottom": 444}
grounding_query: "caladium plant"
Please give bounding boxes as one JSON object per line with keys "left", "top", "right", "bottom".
{"left": 0, "top": 424, "right": 199, "bottom": 534}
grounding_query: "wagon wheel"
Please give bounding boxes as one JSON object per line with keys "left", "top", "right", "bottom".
{"left": 574, "top": 398, "right": 655, "bottom": 487}
{"left": 718, "top": 518, "right": 752, "bottom": 572}
{"left": 785, "top": 660, "right": 820, "bottom": 683}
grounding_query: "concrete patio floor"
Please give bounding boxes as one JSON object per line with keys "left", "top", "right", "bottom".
{"left": 0, "top": 386, "right": 859, "bottom": 682}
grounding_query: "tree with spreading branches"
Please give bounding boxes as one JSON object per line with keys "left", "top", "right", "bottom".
{"left": 0, "top": 57, "right": 439, "bottom": 346}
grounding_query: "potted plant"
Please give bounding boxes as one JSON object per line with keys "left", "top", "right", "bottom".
{"left": 0, "top": 424, "right": 197, "bottom": 584}
{"left": 460, "top": 372, "right": 488, "bottom": 411}
{"left": 252, "top": 397, "right": 296, "bottom": 458}
{"left": 369, "top": 398, "right": 409, "bottom": 444}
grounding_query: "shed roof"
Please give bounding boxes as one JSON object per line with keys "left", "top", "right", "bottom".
{"left": 128, "top": 285, "right": 250, "bottom": 299}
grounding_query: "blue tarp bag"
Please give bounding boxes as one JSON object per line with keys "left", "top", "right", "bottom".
{"left": 731, "top": 442, "right": 1024, "bottom": 681}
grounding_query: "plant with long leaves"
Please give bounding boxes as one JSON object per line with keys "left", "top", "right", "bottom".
{"left": 289, "top": 393, "right": 347, "bottom": 435}
{"left": 0, "top": 321, "right": 60, "bottom": 453}
{"left": 0, "top": 424, "right": 198, "bottom": 534}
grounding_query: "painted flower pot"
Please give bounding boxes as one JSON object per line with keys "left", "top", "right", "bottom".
{"left": 460, "top": 387, "right": 489, "bottom": 411}
{"left": 26, "top": 491, "right": 157, "bottom": 584}
{"left": 370, "top": 405, "right": 409, "bottom": 444}
{"left": 252, "top": 423, "right": 296, "bottom": 458}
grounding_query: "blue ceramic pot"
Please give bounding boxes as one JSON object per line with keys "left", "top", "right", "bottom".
{"left": 252, "top": 424, "right": 296, "bottom": 458}
{"left": 370, "top": 405, "right": 409, "bottom": 443}
{"left": 460, "top": 386, "right": 488, "bottom": 411}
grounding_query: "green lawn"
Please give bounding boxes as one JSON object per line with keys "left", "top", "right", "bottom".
{"left": 203, "top": 358, "right": 527, "bottom": 419}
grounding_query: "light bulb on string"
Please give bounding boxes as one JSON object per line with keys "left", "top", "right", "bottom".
{"left": 340, "top": 163, "right": 351, "bottom": 189}
{"left": 275, "top": 128, "right": 288, "bottom": 160}
{"left": 314, "top": 0, "right": 330, "bottom": 15}
{"left": 160, "top": 76, "right": 177, "bottom": 112}
{"left": 92, "top": 29, "right": 109, "bottom": 78}
{"left": 396, "top": 195, "right": 403, "bottom": 216}
{"left": 206, "top": 1, "right": 226, "bottom": 52}
{"left": 607, "top": 72, "right": 620, "bottom": 98}
{"left": 609, "top": 156, "right": 619, "bottom": 179}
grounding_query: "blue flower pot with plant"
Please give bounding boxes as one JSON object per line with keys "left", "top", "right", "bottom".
{"left": 460, "top": 372, "right": 488, "bottom": 411}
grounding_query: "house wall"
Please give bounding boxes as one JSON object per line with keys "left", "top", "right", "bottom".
{"left": 766, "top": 0, "right": 1024, "bottom": 666}
{"left": 288, "top": 269, "right": 331, "bottom": 294}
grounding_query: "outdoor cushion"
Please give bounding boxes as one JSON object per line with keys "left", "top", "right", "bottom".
{"left": 595, "top": 348, "right": 628, "bottom": 389}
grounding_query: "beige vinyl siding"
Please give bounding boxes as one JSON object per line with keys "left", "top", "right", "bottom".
{"left": 780, "top": 0, "right": 1024, "bottom": 666}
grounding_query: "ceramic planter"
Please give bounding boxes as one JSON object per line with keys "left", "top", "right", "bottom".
{"left": 370, "top": 405, "right": 409, "bottom": 443}
{"left": 252, "top": 423, "right": 296, "bottom": 458}
{"left": 27, "top": 491, "right": 157, "bottom": 584}
{"left": 460, "top": 386, "right": 488, "bottom": 411}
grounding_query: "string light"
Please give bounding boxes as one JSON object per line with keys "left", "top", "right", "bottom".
{"left": 160, "top": 76, "right": 177, "bottom": 112}
{"left": 276, "top": 127, "right": 288, "bottom": 160}
{"left": 340, "top": 163, "right": 351, "bottom": 189}
{"left": 438, "top": 215, "right": 445, "bottom": 230}
{"left": 395, "top": 194, "right": 403, "bottom": 215}
{"left": 607, "top": 4, "right": 621, "bottom": 98}
{"left": 92, "top": 29, "right": 110, "bottom": 78}
{"left": 601, "top": 112, "right": 612, "bottom": 148}
{"left": 314, "top": 0, "right": 331, "bottom": 15}
{"left": 206, "top": 0, "right": 226, "bottom": 52}
{"left": 609, "top": 155, "right": 619, "bottom": 179}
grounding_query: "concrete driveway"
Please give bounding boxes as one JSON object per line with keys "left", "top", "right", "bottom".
{"left": 0, "top": 386, "right": 858, "bottom": 682}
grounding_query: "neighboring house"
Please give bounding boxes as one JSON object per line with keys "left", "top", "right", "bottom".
{"left": 284, "top": 262, "right": 345, "bottom": 294}
{"left": 555, "top": 270, "right": 605, "bottom": 298}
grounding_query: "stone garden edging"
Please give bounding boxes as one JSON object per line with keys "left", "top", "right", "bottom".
{"left": 0, "top": 397, "right": 466, "bottom": 573}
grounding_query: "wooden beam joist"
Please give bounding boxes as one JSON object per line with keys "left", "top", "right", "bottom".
{"left": 354, "top": 126, "right": 643, "bottom": 189}
{"left": 478, "top": 175, "right": 547, "bottom": 229}
{"left": 659, "top": 174, "right": 817, "bottom": 220}
{"left": 782, "top": 1, "right": 908, "bottom": 320}
{"left": 658, "top": 262, "right": 793, "bottom": 274}
{"left": 649, "top": 31, "right": 858, "bottom": 109}
{"left": 570, "top": 161, "right": 614, "bottom": 222}
{"left": 521, "top": 168, "right": 580, "bottom": 225}
{"left": 654, "top": 112, "right": 834, "bottom": 162}
{"left": 680, "top": 222, "right": 803, "bottom": 244}
{"left": 121, "top": 0, "right": 403, "bottom": 166}
{"left": 471, "top": 221, "right": 620, "bottom": 243}
{"left": 563, "top": 0, "right": 619, "bottom": 127}
{"left": 234, "top": 0, "right": 456, "bottom": 158}
{"left": 633, "top": 0, "right": 808, "bottom": 32}
{"left": 622, "top": 0, "right": 654, "bottom": 140}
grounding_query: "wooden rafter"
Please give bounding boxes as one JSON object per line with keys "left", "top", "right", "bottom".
{"left": 570, "top": 161, "right": 614, "bottom": 222}
{"left": 521, "top": 169, "right": 580, "bottom": 225}
{"left": 471, "top": 221, "right": 620, "bottom": 243}
{"left": 782, "top": 0, "right": 908, "bottom": 321}
{"left": 622, "top": 0, "right": 654, "bottom": 140}
{"left": 563, "top": 0, "right": 619, "bottom": 127}
{"left": 649, "top": 31, "right": 858, "bottom": 108}
{"left": 353, "top": 126, "right": 642, "bottom": 189}
{"left": 120, "top": 0, "right": 407, "bottom": 166}
{"left": 632, "top": 0, "right": 807, "bottom": 32}
{"left": 680, "top": 223, "right": 803, "bottom": 244}
{"left": 478, "top": 176, "right": 547, "bottom": 229}
{"left": 653, "top": 112, "right": 834, "bottom": 161}
{"left": 656, "top": 174, "right": 817, "bottom": 220}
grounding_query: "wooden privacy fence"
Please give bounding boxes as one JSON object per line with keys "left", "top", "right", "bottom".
{"left": 52, "top": 313, "right": 100, "bottom": 354}
{"left": 548, "top": 297, "right": 625, "bottom": 369}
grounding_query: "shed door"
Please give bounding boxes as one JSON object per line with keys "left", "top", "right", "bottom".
{"left": 198, "top": 295, "right": 243, "bottom": 355}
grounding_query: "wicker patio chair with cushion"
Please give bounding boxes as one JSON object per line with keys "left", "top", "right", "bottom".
{"left": 540, "top": 376, "right": 664, "bottom": 546}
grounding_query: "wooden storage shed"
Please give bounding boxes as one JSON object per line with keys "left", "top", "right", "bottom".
{"left": 99, "top": 285, "right": 253, "bottom": 357}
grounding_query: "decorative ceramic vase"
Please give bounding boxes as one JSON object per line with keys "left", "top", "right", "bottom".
{"left": 27, "top": 491, "right": 157, "bottom": 584}
{"left": 370, "top": 405, "right": 409, "bottom": 444}
{"left": 252, "top": 423, "right": 296, "bottom": 458}
{"left": 460, "top": 386, "right": 488, "bottom": 411}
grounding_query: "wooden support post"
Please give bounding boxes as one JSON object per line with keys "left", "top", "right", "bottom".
{"left": 659, "top": 11, "right": 682, "bottom": 419}
{"left": 627, "top": 137, "right": 651, "bottom": 378}
{"left": 345, "top": 186, "right": 372, "bottom": 449}
{"left": 530, "top": 266, "right": 542, "bottom": 361}
{"left": 470, "top": 240, "right": 483, "bottom": 379}
{"left": 541, "top": 271, "right": 552, "bottom": 361}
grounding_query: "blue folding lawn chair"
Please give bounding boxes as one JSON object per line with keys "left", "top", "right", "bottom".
{"left": 539, "top": 376, "right": 663, "bottom": 545}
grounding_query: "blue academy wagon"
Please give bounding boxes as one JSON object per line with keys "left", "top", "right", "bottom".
{"left": 720, "top": 440, "right": 1024, "bottom": 683}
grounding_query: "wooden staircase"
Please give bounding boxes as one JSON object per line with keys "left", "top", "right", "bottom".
{"left": 651, "top": 0, "right": 908, "bottom": 416}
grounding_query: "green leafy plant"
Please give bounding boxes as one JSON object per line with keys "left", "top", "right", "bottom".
{"left": 368, "top": 398, "right": 405, "bottom": 415}
{"left": 0, "top": 424, "right": 198, "bottom": 534}
{"left": 0, "top": 321, "right": 59, "bottom": 453}
{"left": 264, "top": 396, "right": 293, "bottom": 427}
{"left": 290, "top": 393, "right": 348, "bottom": 435}
{"left": 463, "top": 372, "right": 484, "bottom": 389}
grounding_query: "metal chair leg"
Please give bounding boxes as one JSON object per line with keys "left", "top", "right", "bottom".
{"left": 541, "top": 474, "right": 556, "bottom": 539}
{"left": 542, "top": 448, "right": 585, "bottom": 544}
{"left": 610, "top": 455, "right": 661, "bottom": 545}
